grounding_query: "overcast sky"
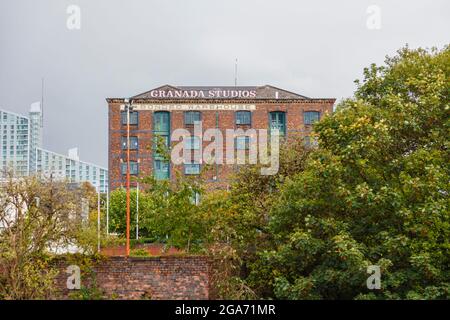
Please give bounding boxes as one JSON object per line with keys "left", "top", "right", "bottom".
{"left": 0, "top": 0, "right": 448, "bottom": 167}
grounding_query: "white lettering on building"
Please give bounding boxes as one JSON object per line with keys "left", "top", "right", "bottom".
{"left": 120, "top": 104, "right": 256, "bottom": 111}
{"left": 148, "top": 90, "right": 257, "bottom": 99}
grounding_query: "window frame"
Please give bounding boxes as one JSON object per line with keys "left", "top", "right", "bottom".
{"left": 153, "top": 111, "right": 171, "bottom": 163}
{"left": 303, "top": 111, "right": 320, "bottom": 125}
{"left": 153, "top": 111, "right": 170, "bottom": 133}
{"left": 121, "top": 161, "right": 139, "bottom": 175}
{"left": 121, "top": 111, "right": 139, "bottom": 126}
{"left": 152, "top": 135, "right": 170, "bottom": 152}
{"left": 269, "top": 111, "right": 287, "bottom": 136}
{"left": 184, "top": 136, "right": 201, "bottom": 150}
{"left": 153, "top": 159, "right": 170, "bottom": 180}
{"left": 235, "top": 111, "right": 252, "bottom": 125}
{"left": 121, "top": 136, "right": 138, "bottom": 150}
{"left": 184, "top": 162, "right": 201, "bottom": 175}
{"left": 184, "top": 111, "right": 202, "bottom": 126}
{"left": 235, "top": 136, "right": 250, "bottom": 150}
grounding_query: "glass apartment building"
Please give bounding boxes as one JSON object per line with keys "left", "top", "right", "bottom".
{"left": 35, "top": 148, "right": 108, "bottom": 193}
{"left": 0, "top": 109, "right": 30, "bottom": 177}
{"left": 0, "top": 104, "right": 108, "bottom": 193}
{"left": 29, "top": 102, "right": 43, "bottom": 172}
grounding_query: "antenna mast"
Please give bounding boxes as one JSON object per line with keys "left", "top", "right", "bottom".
{"left": 41, "top": 78, "right": 44, "bottom": 127}
{"left": 234, "top": 58, "right": 238, "bottom": 87}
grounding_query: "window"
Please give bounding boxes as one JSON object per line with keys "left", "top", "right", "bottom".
{"left": 121, "top": 136, "right": 138, "bottom": 150}
{"left": 304, "top": 136, "right": 318, "bottom": 147}
{"left": 185, "top": 136, "right": 201, "bottom": 150}
{"left": 152, "top": 135, "right": 170, "bottom": 150}
{"left": 121, "top": 111, "right": 138, "bottom": 125}
{"left": 236, "top": 111, "right": 251, "bottom": 125}
{"left": 153, "top": 111, "right": 170, "bottom": 133}
{"left": 153, "top": 111, "right": 170, "bottom": 162}
{"left": 184, "top": 163, "right": 200, "bottom": 175}
{"left": 121, "top": 161, "right": 138, "bottom": 175}
{"left": 154, "top": 159, "right": 169, "bottom": 180}
{"left": 269, "top": 112, "right": 286, "bottom": 136}
{"left": 235, "top": 136, "right": 250, "bottom": 150}
{"left": 304, "top": 111, "right": 320, "bottom": 125}
{"left": 184, "top": 111, "right": 201, "bottom": 125}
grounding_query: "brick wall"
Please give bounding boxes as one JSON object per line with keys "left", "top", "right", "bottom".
{"left": 54, "top": 256, "right": 211, "bottom": 300}
{"left": 108, "top": 99, "right": 335, "bottom": 190}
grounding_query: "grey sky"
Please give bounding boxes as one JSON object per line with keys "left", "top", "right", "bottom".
{"left": 0, "top": 0, "right": 448, "bottom": 167}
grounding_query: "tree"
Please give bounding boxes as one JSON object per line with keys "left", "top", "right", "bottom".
{"left": 109, "top": 174, "right": 206, "bottom": 252}
{"left": 109, "top": 187, "right": 151, "bottom": 240}
{"left": 198, "top": 136, "right": 312, "bottom": 298}
{"left": 0, "top": 174, "right": 97, "bottom": 299}
{"left": 104, "top": 46, "right": 449, "bottom": 300}
{"left": 261, "top": 46, "right": 449, "bottom": 299}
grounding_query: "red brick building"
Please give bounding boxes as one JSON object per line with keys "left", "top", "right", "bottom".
{"left": 107, "top": 85, "right": 335, "bottom": 190}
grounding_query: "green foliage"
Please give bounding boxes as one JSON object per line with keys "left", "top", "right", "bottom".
{"left": 0, "top": 254, "right": 59, "bottom": 300}
{"left": 63, "top": 253, "right": 107, "bottom": 300}
{"left": 200, "top": 137, "right": 312, "bottom": 298}
{"left": 261, "top": 45, "right": 450, "bottom": 299}
{"left": 0, "top": 176, "right": 100, "bottom": 299}
{"left": 109, "top": 175, "right": 206, "bottom": 252}
{"left": 104, "top": 45, "right": 449, "bottom": 300}
{"left": 109, "top": 188, "right": 153, "bottom": 240}
{"left": 130, "top": 248, "right": 151, "bottom": 257}
{"left": 68, "top": 284, "right": 104, "bottom": 300}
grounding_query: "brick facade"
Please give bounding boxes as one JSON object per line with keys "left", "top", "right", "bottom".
{"left": 108, "top": 85, "right": 335, "bottom": 190}
{"left": 54, "top": 256, "right": 210, "bottom": 300}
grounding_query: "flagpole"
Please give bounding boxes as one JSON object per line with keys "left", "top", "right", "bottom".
{"left": 136, "top": 182, "right": 139, "bottom": 240}
{"left": 125, "top": 99, "right": 131, "bottom": 257}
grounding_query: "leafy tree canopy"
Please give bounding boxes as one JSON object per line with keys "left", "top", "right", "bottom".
{"left": 263, "top": 46, "right": 449, "bottom": 299}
